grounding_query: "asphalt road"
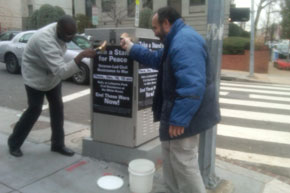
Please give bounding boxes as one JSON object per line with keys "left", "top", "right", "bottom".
{"left": 0, "top": 63, "right": 91, "bottom": 125}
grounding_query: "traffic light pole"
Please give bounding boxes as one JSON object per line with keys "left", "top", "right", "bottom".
{"left": 198, "top": 0, "right": 224, "bottom": 189}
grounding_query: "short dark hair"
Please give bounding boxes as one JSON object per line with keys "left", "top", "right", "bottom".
{"left": 57, "top": 15, "right": 76, "bottom": 27}
{"left": 157, "top": 6, "right": 181, "bottom": 25}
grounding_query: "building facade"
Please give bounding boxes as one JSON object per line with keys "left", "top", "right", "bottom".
{"left": 0, "top": 0, "right": 230, "bottom": 37}
{"left": 93, "top": 0, "right": 230, "bottom": 37}
{"left": 0, "top": 0, "right": 85, "bottom": 32}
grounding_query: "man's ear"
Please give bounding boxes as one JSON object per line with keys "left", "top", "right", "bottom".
{"left": 162, "top": 19, "right": 171, "bottom": 32}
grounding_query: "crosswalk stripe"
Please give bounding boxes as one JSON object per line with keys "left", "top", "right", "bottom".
{"left": 221, "top": 108, "right": 290, "bottom": 124}
{"left": 216, "top": 148, "right": 290, "bottom": 168}
{"left": 217, "top": 124, "right": 290, "bottom": 145}
{"left": 220, "top": 86, "right": 290, "bottom": 96}
{"left": 249, "top": 94, "right": 290, "bottom": 102}
{"left": 220, "top": 98, "right": 290, "bottom": 110}
{"left": 220, "top": 91, "right": 229, "bottom": 96}
{"left": 221, "top": 82, "right": 290, "bottom": 91}
{"left": 219, "top": 81, "right": 290, "bottom": 170}
{"left": 42, "top": 89, "right": 90, "bottom": 110}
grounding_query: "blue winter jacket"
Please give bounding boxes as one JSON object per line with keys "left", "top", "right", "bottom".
{"left": 130, "top": 19, "right": 220, "bottom": 140}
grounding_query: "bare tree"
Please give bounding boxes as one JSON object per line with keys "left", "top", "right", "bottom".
{"left": 102, "top": 0, "right": 135, "bottom": 27}
{"left": 254, "top": 0, "right": 280, "bottom": 37}
{"left": 264, "top": 3, "right": 280, "bottom": 42}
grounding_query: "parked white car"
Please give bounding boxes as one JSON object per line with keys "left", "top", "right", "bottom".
{"left": 0, "top": 31, "right": 91, "bottom": 85}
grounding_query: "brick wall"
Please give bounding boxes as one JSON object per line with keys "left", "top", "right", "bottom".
{"left": 222, "top": 50, "right": 270, "bottom": 73}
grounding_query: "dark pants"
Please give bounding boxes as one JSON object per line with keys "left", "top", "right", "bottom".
{"left": 8, "top": 83, "right": 64, "bottom": 150}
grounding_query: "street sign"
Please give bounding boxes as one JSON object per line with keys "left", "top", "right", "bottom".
{"left": 92, "top": 6, "right": 98, "bottom": 25}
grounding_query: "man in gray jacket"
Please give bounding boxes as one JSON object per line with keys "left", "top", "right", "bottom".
{"left": 8, "top": 15, "right": 96, "bottom": 157}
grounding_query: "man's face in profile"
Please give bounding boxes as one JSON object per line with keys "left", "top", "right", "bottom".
{"left": 152, "top": 14, "right": 166, "bottom": 42}
{"left": 57, "top": 23, "right": 76, "bottom": 42}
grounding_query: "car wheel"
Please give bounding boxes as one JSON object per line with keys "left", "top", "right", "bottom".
{"left": 5, "top": 54, "right": 20, "bottom": 74}
{"left": 72, "top": 62, "right": 90, "bottom": 85}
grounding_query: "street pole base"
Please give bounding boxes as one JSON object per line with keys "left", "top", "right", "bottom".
{"left": 207, "top": 179, "right": 235, "bottom": 193}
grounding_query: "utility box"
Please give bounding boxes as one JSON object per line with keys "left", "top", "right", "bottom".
{"left": 85, "top": 28, "right": 163, "bottom": 147}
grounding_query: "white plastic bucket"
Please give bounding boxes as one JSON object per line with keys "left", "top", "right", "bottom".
{"left": 128, "top": 159, "right": 156, "bottom": 193}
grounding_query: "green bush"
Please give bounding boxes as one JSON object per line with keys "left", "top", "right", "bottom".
{"left": 229, "top": 23, "right": 250, "bottom": 38}
{"left": 223, "top": 37, "right": 250, "bottom": 55}
{"left": 75, "top": 14, "right": 92, "bottom": 33}
{"left": 27, "top": 4, "right": 65, "bottom": 29}
{"left": 139, "top": 7, "right": 153, "bottom": 29}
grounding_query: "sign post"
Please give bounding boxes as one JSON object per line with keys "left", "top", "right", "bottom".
{"left": 92, "top": 6, "right": 98, "bottom": 26}
{"left": 135, "top": 0, "right": 140, "bottom": 27}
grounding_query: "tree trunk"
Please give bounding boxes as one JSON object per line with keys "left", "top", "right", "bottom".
{"left": 254, "top": 0, "right": 276, "bottom": 37}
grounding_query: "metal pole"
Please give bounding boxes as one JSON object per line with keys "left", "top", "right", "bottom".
{"left": 72, "top": 0, "right": 75, "bottom": 18}
{"left": 249, "top": 0, "right": 255, "bottom": 77}
{"left": 199, "top": 0, "right": 224, "bottom": 189}
{"left": 85, "top": 0, "right": 92, "bottom": 18}
{"left": 135, "top": 0, "right": 140, "bottom": 27}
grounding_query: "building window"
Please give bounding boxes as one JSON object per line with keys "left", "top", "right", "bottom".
{"left": 190, "top": 0, "right": 205, "bottom": 6}
{"left": 143, "top": 0, "right": 152, "bottom": 9}
{"left": 102, "top": 0, "right": 115, "bottom": 12}
{"left": 128, "top": 0, "right": 135, "bottom": 17}
{"left": 28, "top": 5, "right": 33, "bottom": 16}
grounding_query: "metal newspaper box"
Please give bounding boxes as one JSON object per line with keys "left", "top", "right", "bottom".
{"left": 86, "top": 28, "right": 163, "bottom": 147}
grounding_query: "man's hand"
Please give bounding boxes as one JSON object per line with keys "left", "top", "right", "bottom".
{"left": 169, "top": 125, "right": 185, "bottom": 138}
{"left": 74, "top": 48, "right": 96, "bottom": 64}
{"left": 120, "top": 36, "right": 133, "bottom": 51}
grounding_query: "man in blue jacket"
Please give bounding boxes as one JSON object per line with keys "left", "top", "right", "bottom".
{"left": 121, "top": 6, "right": 220, "bottom": 193}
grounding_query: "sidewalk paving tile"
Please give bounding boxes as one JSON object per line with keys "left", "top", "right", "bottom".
{"left": 0, "top": 133, "right": 81, "bottom": 190}
{"left": 263, "top": 179, "right": 290, "bottom": 193}
{"left": 0, "top": 183, "right": 12, "bottom": 193}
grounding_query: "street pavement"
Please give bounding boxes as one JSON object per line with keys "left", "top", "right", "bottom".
{"left": 1, "top": 62, "right": 290, "bottom": 193}
{"left": 217, "top": 81, "right": 290, "bottom": 180}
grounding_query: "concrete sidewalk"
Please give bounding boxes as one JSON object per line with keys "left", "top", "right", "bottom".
{"left": 1, "top": 63, "right": 290, "bottom": 193}
{"left": 221, "top": 62, "right": 290, "bottom": 86}
{"left": 1, "top": 106, "right": 290, "bottom": 193}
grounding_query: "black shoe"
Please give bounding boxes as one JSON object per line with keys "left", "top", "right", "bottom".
{"left": 9, "top": 148, "right": 23, "bottom": 157}
{"left": 51, "top": 146, "right": 75, "bottom": 156}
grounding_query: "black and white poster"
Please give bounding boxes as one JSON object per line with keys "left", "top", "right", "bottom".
{"left": 93, "top": 46, "right": 133, "bottom": 117}
{"left": 138, "top": 38, "right": 163, "bottom": 110}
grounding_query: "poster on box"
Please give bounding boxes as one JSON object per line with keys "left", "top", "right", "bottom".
{"left": 93, "top": 46, "right": 133, "bottom": 117}
{"left": 137, "top": 38, "right": 163, "bottom": 110}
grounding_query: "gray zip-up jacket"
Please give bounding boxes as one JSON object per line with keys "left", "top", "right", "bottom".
{"left": 22, "top": 23, "right": 79, "bottom": 91}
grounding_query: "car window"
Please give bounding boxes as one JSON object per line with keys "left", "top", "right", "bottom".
{"left": 66, "top": 41, "right": 82, "bottom": 50}
{"left": 72, "top": 36, "right": 91, "bottom": 49}
{"left": 0, "top": 32, "right": 12, "bottom": 41}
{"left": 18, "top": 33, "right": 34, "bottom": 43}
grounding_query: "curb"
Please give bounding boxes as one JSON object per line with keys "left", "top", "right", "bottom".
{"left": 220, "top": 75, "right": 270, "bottom": 84}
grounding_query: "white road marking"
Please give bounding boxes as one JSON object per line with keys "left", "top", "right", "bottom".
{"left": 220, "top": 91, "right": 229, "bottom": 96}
{"left": 42, "top": 89, "right": 90, "bottom": 110}
{"left": 221, "top": 108, "right": 290, "bottom": 124}
{"left": 220, "top": 98, "right": 290, "bottom": 110}
{"left": 216, "top": 148, "right": 290, "bottom": 168}
{"left": 218, "top": 124, "right": 290, "bottom": 145}
{"left": 221, "top": 82, "right": 290, "bottom": 91}
{"left": 249, "top": 94, "right": 290, "bottom": 102}
{"left": 220, "top": 86, "right": 290, "bottom": 96}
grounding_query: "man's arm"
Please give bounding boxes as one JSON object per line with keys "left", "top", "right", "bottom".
{"left": 35, "top": 39, "right": 95, "bottom": 80}
{"left": 120, "top": 37, "right": 163, "bottom": 69}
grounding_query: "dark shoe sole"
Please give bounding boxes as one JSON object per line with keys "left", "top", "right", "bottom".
{"left": 9, "top": 149, "right": 23, "bottom": 157}
{"left": 51, "top": 147, "right": 75, "bottom": 157}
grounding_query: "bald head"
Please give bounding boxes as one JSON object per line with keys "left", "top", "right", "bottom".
{"left": 57, "top": 15, "right": 77, "bottom": 42}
